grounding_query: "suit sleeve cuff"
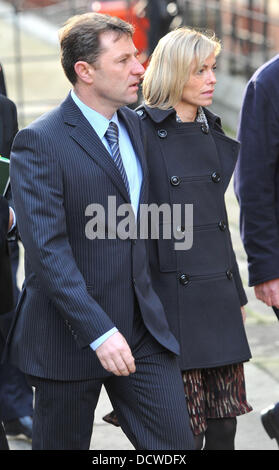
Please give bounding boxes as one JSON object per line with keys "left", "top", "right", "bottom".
{"left": 90, "top": 327, "right": 118, "bottom": 351}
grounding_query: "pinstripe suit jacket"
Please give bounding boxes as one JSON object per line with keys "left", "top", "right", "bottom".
{"left": 6, "top": 93, "right": 179, "bottom": 380}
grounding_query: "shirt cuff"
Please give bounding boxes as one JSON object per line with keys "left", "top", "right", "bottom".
{"left": 90, "top": 327, "right": 118, "bottom": 351}
{"left": 8, "top": 207, "right": 16, "bottom": 232}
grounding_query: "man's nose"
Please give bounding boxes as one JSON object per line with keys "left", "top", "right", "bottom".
{"left": 132, "top": 57, "right": 145, "bottom": 75}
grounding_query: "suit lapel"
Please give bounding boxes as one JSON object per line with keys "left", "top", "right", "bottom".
{"left": 61, "top": 94, "right": 130, "bottom": 203}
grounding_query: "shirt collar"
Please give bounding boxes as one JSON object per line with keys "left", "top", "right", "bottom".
{"left": 71, "top": 89, "right": 119, "bottom": 140}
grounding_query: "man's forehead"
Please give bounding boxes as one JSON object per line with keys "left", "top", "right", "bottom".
{"left": 99, "top": 31, "right": 135, "bottom": 55}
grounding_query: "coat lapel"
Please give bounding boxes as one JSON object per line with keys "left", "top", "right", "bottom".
{"left": 61, "top": 94, "right": 130, "bottom": 203}
{"left": 204, "top": 109, "right": 240, "bottom": 192}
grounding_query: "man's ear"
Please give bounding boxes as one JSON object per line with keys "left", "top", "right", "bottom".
{"left": 74, "top": 61, "right": 94, "bottom": 85}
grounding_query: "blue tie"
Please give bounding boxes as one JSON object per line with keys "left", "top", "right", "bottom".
{"left": 105, "top": 122, "right": 130, "bottom": 196}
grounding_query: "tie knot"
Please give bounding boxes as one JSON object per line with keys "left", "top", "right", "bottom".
{"left": 105, "top": 122, "right": 119, "bottom": 144}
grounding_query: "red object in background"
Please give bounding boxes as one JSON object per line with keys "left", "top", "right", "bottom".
{"left": 91, "top": 1, "right": 150, "bottom": 66}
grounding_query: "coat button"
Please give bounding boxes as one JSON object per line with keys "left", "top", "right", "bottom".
{"left": 226, "top": 270, "right": 233, "bottom": 280}
{"left": 211, "top": 171, "right": 221, "bottom": 183}
{"left": 158, "top": 129, "right": 167, "bottom": 138}
{"left": 201, "top": 125, "right": 209, "bottom": 134}
{"left": 136, "top": 109, "right": 144, "bottom": 117}
{"left": 218, "top": 220, "right": 227, "bottom": 231}
{"left": 170, "top": 176, "right": 181, "bottom": 186}
{"left": 179, "top": 274, "right": 189, "bottom": 286}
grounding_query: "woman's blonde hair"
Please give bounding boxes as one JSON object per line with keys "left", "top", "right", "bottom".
{"left": 142, "top": 27, "right": 221, "bottom": 110}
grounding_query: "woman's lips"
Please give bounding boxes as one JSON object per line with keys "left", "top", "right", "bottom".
{"left": 202, "top": 89, "right": 214, "bottom": 96}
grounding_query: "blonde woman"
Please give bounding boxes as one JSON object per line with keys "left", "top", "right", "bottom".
{"left": 104, "top": 27, "right": 252, "bottom": 450}
{"left": 138, "top": 27, "right": 252, "bottom": 450}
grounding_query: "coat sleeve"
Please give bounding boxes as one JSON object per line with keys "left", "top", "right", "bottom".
{"left": 0, "top": 195, "right": 9, "bottom": 246}
{"left": 0, "top": 195, "right": 14, "bottom": 314}
{"left": 234, "top": 79, "right": 279, "bottom": 286}
{"left": 10, "top": 127, "right": 116, "bottom": 348}
{"left": 4, "top": 97, "right": 19, "bottom": 236}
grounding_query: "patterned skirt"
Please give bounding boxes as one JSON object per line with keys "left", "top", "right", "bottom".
{"left": 182, "top": 363, "right": 252, "bottom": 436}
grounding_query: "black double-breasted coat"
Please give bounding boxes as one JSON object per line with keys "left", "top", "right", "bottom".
{"left": 137, "top": 104, "right": 251, "bottom": 370}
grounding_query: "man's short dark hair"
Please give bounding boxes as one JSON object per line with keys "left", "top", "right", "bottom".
{"left": 59, "top": 12, "right": 134, "bottom": 85}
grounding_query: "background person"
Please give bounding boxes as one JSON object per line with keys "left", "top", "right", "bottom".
{"left": 0, "top": 93, "right": 33, "bottom": 443}
{"left": 0, "top": 64, "right": 7, "bottom": 96}
{"left": 0, "top": 195, "right": 15, "bottom": 449}
{"left": 235, "top": 54, "right": 279, "bottom": 447}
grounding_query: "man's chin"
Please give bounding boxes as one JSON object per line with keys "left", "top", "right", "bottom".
{"left": 127, "top": 93, "right": 139, "bottom": 104}
{"left": 116, "top": 93, "right": 140, "bottom": 109}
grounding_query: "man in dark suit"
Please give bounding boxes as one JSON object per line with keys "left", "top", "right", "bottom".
{"left": 0, "top": 93, "right": 33, "bottom": 442}
{"left": 0, "top": 94, "right": 18, "bottom": 158}
{"left": 6, "top": 13, "right": 194, "bottom": 450}
{"left": 0, "top": 195, "right": 14, "bottom": 449}
{"left": 235, "top": 55, "right": 279, "bottom": 446}
{"left": 0, "top": 64, "right": 7, "bottom": 96}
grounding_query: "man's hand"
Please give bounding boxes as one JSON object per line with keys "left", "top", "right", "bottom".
{"left": 254, "top": 278, "right": 279, "bottom": 309}
{"left": 241, "top": 306, "right": 246, "bottom": 323}
{"left": 8, "top": 207, "right": 14, "bottom": 231}
{"left": 95, "top": 331, "right": 136, "bottom": 376}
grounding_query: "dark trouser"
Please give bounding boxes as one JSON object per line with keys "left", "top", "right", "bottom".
{"left": 27, "top": 350, "right": 193, "bottom": 450}
{"left": 0, "top": 422, "right": 9, "bottom": 450}
{"left": 0, "top": 241, "right": 33, "bottom": 423}
{"left": 0, "top": 363, "right": 33, "bottom": 422}
{"left": 26, "top": 313, "right": 194, "bottom": 450}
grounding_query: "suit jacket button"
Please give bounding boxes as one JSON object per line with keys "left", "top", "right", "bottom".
{"left": 179, "top": 274, "right": 189, "bottom": 286}
{"left": 157, "top": 129, "right": 167, "bottom": 138}
{"left": 218, "top": 220, "right": 227, "bottom": 231}
{"left": 211, "top": 171, "right": 221, "bottom": 183}
{"left": 226, "top": 270, "right": 233, "bottom": 280}
{"left": 170, "top": 176, "right": 181, "bottom": 186}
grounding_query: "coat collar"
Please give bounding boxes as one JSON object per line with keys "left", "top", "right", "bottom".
{"left": 139, "top": 103, "right": 222, "bottom": 129}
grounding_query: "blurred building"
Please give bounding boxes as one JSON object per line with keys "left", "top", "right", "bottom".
{"left": 177, "top": 0, "right": 279, "bottom": 80}
{"left": 0, "top": 0, "right": 278, "bottom": 128}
